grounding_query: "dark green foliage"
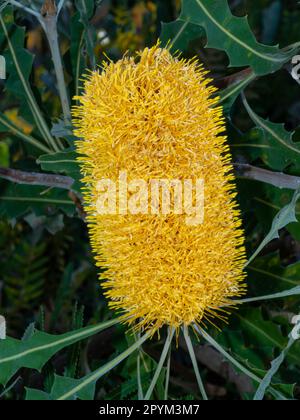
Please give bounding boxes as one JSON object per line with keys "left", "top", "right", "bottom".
{"left": 3, "top": 241, "right": 48, "bottom": 314}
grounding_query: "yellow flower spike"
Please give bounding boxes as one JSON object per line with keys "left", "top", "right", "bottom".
{"left": 73, "top": 44, "right": 247, "bottom": 336}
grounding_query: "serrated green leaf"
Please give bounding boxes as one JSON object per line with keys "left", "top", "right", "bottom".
{"left": 273, "top": 383, "right": 296, "bottom": 400}
{"left": 237, "top": 308, "right": 299, "bottom": 367}
{"left": 218, "top": 72, "right": 255, "bottom": 115}
{"left": 218, "top": 328, "right": 265, "bottom": 370}
{"left": 64, "top": 303, "right": 85, "bottom": 378}
{"left": 0, "top": 8, "right": 34, "bottom": 101}
{"left": 0, "top": 183, "right": 75, "bottom": 218}
{"left": 37, "top": 150, "right": 78, "bottom": 173}
{"left": 0, "top": 376, "right": 21, "bottom": 399}
{"left": 24, "top": 213, "right": 65, "bottom": 235}
{"left": 247, "top": 253, "right": 300, "bottom": 297}
{"left": 216, "top": 326, "right": 295, "bottom": 399}
{"left": 0, "top": 318, "right": 118, "bottom": 386}
{"left": 51, "top": 375, "right": 96, "bottom": 400}
{"left": 50, "top": 264, "right": 74, "bottom": 329}
{"left": 22, "top": 323, "right": 36, "bottom": 341}
{"left": 27, "top": 338, "right": 154, "bottom": 401}
{"left": 239, "top": 285, "right": 300, "bottom": 304}
{"left": 162, "top": 0, "right": 295, "bottom": 75}
{"left": 254, "top": 336, "right": 296, "bottom": 400}
{"left": 0, "top": 114, "right": 51, "bottom": 154}
{"left": 37, "top": 150, "right": 81, "bottom": 193}
{"left": 160, "top": 20, "right": 204, "bottom": 51}
{"left": 241, "top": 253, "right": 300, "bottom": 303}
{"left": 0, "top": 6, "right": 54, "bottom": 149}
{"left": 25, "top": 388, "right": 51, "bottom": 401}
{"left": 247, "top": 189, "right": 300, "bottom": 265}
{"left": 26, "top": 374, "right": 95, "bottom": 401}
{"left": 198, "top": 327, "right": 287, "bottom": 400}
{"left": 51, "top": 120, "right": 73, "bottom": 139}
{"left": 3, "top": 241, "right": 47, "bottom": 313}
{"left": 237, "top": 308, "right": 287, "bottom": 352}
{"left": 242, "top": 96, "right": 300, "bottom": 171}
{"left": 74, "top": 0, "right": 96, "bottom": 68}
{"left": 56, "top": 333, "right": 150, "bottom": 400}
{"left": 236, "top": 178, "right": 300, "bottom": 242}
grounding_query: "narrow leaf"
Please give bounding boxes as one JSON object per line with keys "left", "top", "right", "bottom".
{"left": 183, "top": 326, "right": 208, "bottom": 400}
{"left": 0, "top": 183, "right": 75, "bottom": 218}
{"left": 218, "top": 72, "right": 255, "bottom": 115}
{"left": 0, "top": 316, "right": 6, "bottom": 339}
{"left": 0, "top": 318, "right": 118, "bottom": 386}
{"left": 197, "top": 325, "right": 287, "bottom": 400}
{"left": 254, "top": 336, "right": 296, "bottom": 400}
{"left": 56, "top": 332, "right": 150, "bottom": 400}
{"left": 144, "top": 328, "right": 175, "bottom": 400}
{"left": 37, "top": 150, "right": 81, "bottom": 193}
{"left": 26, "top": 374, "right": 95, "bottom": 401}
{"left": 160, "top": 20, "right": 204, "bottom": 51}
{"left": 242, "top": 95, "right": 300, "bottom": 171}
{"left": 238, "top": 285, "right": 300, "bottom": 304}
{"left": 246, "top": 189, "right": 300, "bottom": 266}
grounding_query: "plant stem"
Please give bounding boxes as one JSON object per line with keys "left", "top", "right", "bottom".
{"left": 144, "top": 328, "right": 175, "bottom": 400}
{"left": 164, "top": 347, "right": 171, "bottom": 400}
{"left": 3, "top": 156, "right": 300, "bottom": 196}
{"left": 236, "top": 285, "right": 300, "bottom": 304}
{"left": 75, "top": 31, "right": 85, "bottom": 98}
{"left": 7, "top": 0, "right": 40, "bottom": 18}
{"left": 196, "top": 325, "right": 287, "bottom": 400}
{"left": 282, "top": 41, "right": 300, "bottom": 52}
{"left": 6, "top": 0, "right": 70, "bottom": 143}
{"left": 218, "top": 72, "right": 256, "bottom": 105}
{"left": 0, "top": 14, "right": 57, "bottom": 151}
{"left": 254, "top": 336, "right": 295, "bottom": 400}
{"left": 234, "top": 163, "right": 300, "bottom": 190}
{"left": 136, "top": 329, "right": 144, "bottom": 400}
{"left": 0, "top": 167, "right": 74, "bottom": 190}
{"left": 183, "top": 326, "right": 208, "bottom": 400}
{"left": 57, "top": 332, "right": 150, "bottom": 400}
{"left": 41, "top": 1, "right": 71, "bottom": 126}
{"left": 57, "top": 0, "right": 66, "bottom": 16}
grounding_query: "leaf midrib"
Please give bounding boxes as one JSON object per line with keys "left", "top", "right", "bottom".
{"left": 238, "top": 314, "right": 299, "bottom": 365}
{"left": 0, "top": 319, "right": 118, "bottom": 364}
{"left": 193, "top": 0, "right": 286, "bottom": 64}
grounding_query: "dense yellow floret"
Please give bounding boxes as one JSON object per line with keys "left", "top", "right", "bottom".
{"left": 73, "top": 45, "right": 247, "bottom": 335}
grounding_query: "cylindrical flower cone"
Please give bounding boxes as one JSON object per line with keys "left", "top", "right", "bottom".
{"left": 73, "top": 44, "right": 247, "bottom": 336}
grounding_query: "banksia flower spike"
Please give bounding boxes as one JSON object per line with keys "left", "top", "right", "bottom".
{"left": 73, "top": 44, "right": 247, "bottom": 336}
